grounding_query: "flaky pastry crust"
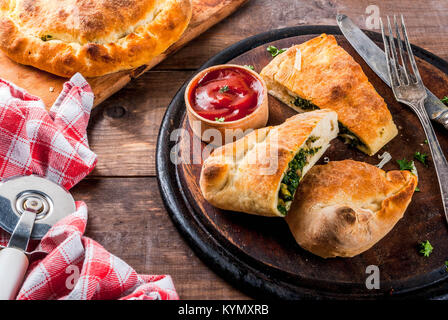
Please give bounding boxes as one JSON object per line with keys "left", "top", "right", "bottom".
{"left": 261, "top": 34, "right": 398, "bottom": 155}
{"left": 285, "top": 160, "right": 418, "bottom": 258}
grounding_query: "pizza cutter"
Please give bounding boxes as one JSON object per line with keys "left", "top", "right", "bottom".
{"left": 0, "top": 175, "right": 75, "bottom": 300}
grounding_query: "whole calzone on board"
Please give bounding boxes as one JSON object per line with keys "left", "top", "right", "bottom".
{"left": 0, "top": 0, "right": 192, "bottom": 77}
{"left": 200, "top": 109, "right": 339, "bottom": 217}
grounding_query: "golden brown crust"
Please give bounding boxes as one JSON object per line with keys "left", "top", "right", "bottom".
{"left": 260, "top": 34, "right": 398, "bottom": 156}
{"left": 0, "top": 0, "right": 192, "bottom": 77}
{"left": 199, "top": 109, "right": 338, "bottom": 217}
{"left": 285, "top": 160, "right": 418, "bottom": 258}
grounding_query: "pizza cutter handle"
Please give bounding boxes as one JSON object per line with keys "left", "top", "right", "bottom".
{"left": 0, "top": 248, "right": 29, "bottom": 300}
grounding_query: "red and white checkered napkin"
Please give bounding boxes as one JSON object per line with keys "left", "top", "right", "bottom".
{"left": 0, "top": 74, "right": 178, "bottom": 300}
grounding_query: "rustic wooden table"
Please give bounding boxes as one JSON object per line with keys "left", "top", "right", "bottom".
{"left": 71, "top": 0, "right": 448, "bottom": 299}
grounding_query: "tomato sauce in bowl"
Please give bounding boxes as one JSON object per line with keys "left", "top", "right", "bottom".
{"left": 185, "top": 64, "right": 268, "bottom": 145}
{"left": 188, "top": 66, "right": 264, "bottom": 122}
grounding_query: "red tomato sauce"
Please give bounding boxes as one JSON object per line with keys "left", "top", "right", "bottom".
{"left": 188, "top": 67, "right": 263, "bottom": 122}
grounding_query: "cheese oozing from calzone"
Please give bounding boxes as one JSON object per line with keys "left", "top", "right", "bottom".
{"left": 260, "top": 34, "right": 398, "bottom": 156}
{"left": 200, "top": 109, "right": 338, "bottom": 217}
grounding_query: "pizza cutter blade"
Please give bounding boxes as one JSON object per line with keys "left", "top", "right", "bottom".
{"left": 0, "top": 175, "right": 75, "bottom": 300}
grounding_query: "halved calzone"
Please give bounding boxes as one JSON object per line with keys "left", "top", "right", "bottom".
{"left": 200, "top": 109, "right": 338, "bottom": 217}
{"left": 285, "top": 160, "right": 418, "bottom": 258}
{"left": 260, "top": 34, "right": 398, "bottom": 156}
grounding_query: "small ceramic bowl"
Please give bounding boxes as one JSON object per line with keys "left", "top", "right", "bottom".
{"left": 185, "top": 64, "right": 269, "bottom": 146}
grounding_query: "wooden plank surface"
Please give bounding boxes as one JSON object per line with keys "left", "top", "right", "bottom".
{"left": 73, "top": 177, "right": 241, "bottom": 299}
{"left": 69, "top": 0, "right": 448, "bottom": 299}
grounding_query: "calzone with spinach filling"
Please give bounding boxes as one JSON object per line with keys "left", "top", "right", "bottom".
{"left": 260, "top": 34, "right": 398, "bottom": 156}
{"left": 200, "top": 109, "right": 338, "bottom": 217}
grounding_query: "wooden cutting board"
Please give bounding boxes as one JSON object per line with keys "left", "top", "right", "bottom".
{"left": 0, "top": 0, "right": 248, "bottom": 109}
{"left": 157, "top": 26, "right": 448, "bottom": 299}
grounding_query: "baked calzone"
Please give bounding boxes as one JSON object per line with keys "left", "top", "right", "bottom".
{"left": 285, "top": 160, "right": 417, "bottom": 258}
{"left": 260, "top": 34, "right": 398, "bottom": 156}
{"left": 0, "top": 0, "right": 192, "bottom": 77}
{"left": 200, "top": 109, "right": 338, "bottom": 217}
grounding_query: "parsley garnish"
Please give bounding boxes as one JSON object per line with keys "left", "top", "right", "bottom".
{"left": 219, "top": 85, "right": 229, "bottom": 93}
{"left": 424, "top": 139, "right": 428, "bottom": 144}
{"left": 414, "top": 151, "right": 428, "bottom": 167}
{"left": 244, "top": 65, "right": 255, "bottom": 71}
{"left": 397, "top": 159, "right": 414, "bottom": 171}
{"left": 415, "top": 186, "right": 420, "bottom": 192}
{"left": 267, "top": 45, "right": 286, "bottom": 57}
{"left": 215, "top": 117, "right": 225, "bottom": 122}
{"left": 419, "top": 240, "right": 433, "bottom": 257}
{"left": 445, "top": 261, "right": 448, "bottom": 271}
{"left": 442, "top": 96, "right": 448, "bottom": 106}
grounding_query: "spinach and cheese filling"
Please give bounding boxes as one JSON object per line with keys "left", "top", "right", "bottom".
{"left": 277, "top": 137, "right": 322, "bottom": 215}
{"left": 291, "top": 96, "right": 319, "bottom": 111}
{"left": 289, "top": 94, "right": 367, "bottom": 151}
{"left": 338, "top": 123, "right": 367, "bottom": 150}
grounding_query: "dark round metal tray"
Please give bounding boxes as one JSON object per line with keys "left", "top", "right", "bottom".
{"left": 156, "top": 25, "right": 448, "bottom": 299}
